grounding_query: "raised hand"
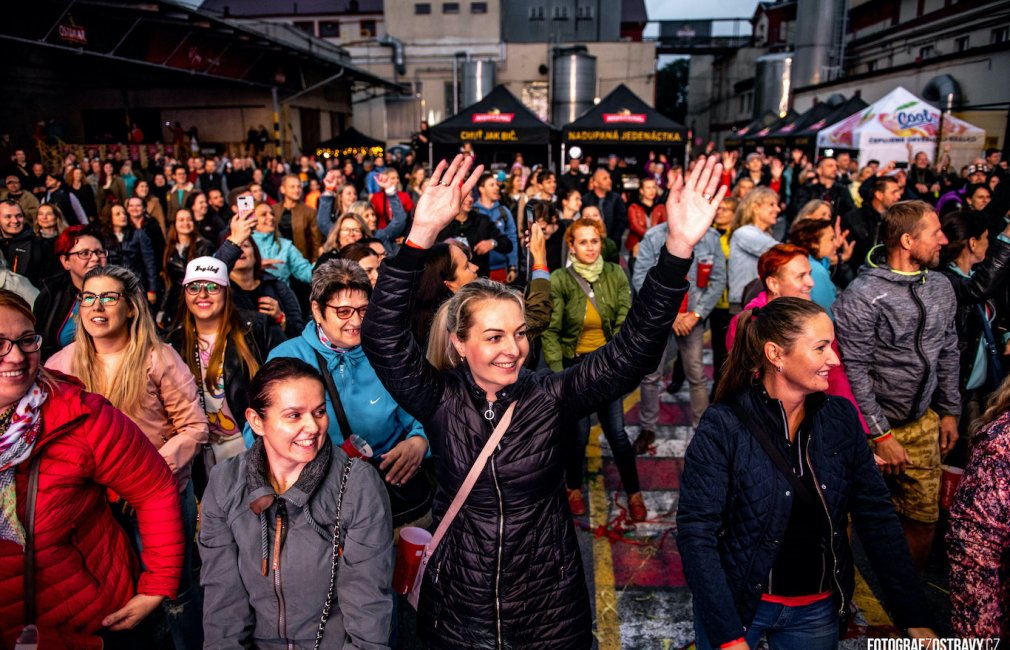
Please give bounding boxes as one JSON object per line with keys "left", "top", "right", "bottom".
{"left": 375, "top": 172, "right": 396, "bottom": 192}
{"left": 528, "top": 222, "right": 547, "bottom": 268}
{"left": 323, "top": 169, "right": 341, "bottom": 192}
{"left": 408, "top": 155, "right": 484, "bottom": 248}
{"left": 770, "top": 157, "right": 784, "bottom": 179}
{"left": 664, "top": 155, "right": 727, "bottom": 259}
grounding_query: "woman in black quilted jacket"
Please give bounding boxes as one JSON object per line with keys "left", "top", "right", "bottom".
{"left": 677, "top": 297, "right": 936, "bottom": 650}
{"left": 361, "top": 154, "right": 726, "bottom": 649}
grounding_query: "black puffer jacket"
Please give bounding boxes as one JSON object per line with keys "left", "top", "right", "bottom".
{"left": 361, "top": 243, "right": 690, "bottom": 649}
{"left": 165, "top": 309, "right": 284, "bottom": 431}
{"left": 939, "top": 233, "right": 1010, "bottom": 394}
{"left": 677, "top": 388, "right": 932, "bottom": 647}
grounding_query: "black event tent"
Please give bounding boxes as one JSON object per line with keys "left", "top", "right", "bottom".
{"left": 561, "top": 84, "right": 687, "bottom": 166}
{"left": 429, "top": 85, "right": 557, "bottom": 168}
{"left": 316, "top": 127, "right": 385, "bottom": 159}
{"left": 743, "top": 109, "right": 799, "bottom": 147}
{"left": 725, "top": 112, "right": 779, "bottom": 149}
{"left": 790, "top": 95, "right": 868, "bottom": 150}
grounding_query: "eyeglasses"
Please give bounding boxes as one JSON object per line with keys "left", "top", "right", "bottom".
{"left": 65, "top": 248, "right": 108, "bottom": 261}
{"left": 79, "top": 291, "right": 123, "bottom": 307}
{"left": 339, "top": 227, "right": 362, "bottom": 235}
{"left": 0, "top": 334, "right": 42, "bottom": 357}
{"left": 185, "top": 282, "right": 223, "bottom": 295}
{"left": 325, "top": 304, "right": 367, "bottom": 320}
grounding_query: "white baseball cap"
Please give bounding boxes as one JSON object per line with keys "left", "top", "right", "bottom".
{"left": 183, "top": 256, "right": 230, "bottom": 287}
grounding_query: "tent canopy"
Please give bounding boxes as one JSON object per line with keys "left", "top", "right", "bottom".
{"left": 789, "top": 95, "right": 869, "bottom": 147}
{"left": 816, "top": 87, "right": 985, "bottom": 168}
{"left": 316, "top": 127, "right": 384, "bottom": 158}
{"left": 725, "top": 112, "right": 779, "bottom": 148}
{"left": 430, "top": 85, "right": 556, "bottom": 146}
{"left": 562, "top": 84, "right": 687, "bottom": 146}
{"left": 744, "top": 109, "right": 799, "bottom": 143}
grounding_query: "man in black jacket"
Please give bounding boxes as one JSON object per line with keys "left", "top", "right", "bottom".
{"left": 436, "top": 193, "right": 512, "bottom": 277}
{"left": 840, "top": 176, "right": 902, "bottom": 276}
{"left": 791, "top": 156, "right": 855, "bottom": 219}
{"left": 0, "top": 199, "right": 45, "bottom": 285}
{"left": 582, "top": 168, "right": 628, "bottom": 244}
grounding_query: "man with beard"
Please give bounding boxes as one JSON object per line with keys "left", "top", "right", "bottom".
{"left": 834, "top": 200, "right": 961, "bottom": 573}
{"left": 841, "top": 175, "right": 903, "bottom": 277}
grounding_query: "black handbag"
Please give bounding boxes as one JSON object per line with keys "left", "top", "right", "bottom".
{"left": 313, "top": 351, "right": 434, "bottom": 527}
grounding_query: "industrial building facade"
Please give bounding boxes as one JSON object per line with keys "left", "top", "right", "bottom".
{"left": 687, "top": 0, "right": 1010, "bottom": 151}
{"left": 205, "top": 0, "right": 656, "bottom": 146}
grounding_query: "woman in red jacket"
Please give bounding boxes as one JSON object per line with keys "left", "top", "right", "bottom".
{"left": 0, "top": 290, "right": 183, "bottom": 648}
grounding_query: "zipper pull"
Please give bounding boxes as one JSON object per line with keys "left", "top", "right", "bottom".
{"left": 484, "top": 400, "right": 495, "bottom": 421}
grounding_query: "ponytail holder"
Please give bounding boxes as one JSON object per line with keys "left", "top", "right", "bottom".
{"left": 750, "top": 306, "right": 762, "bottom": 318}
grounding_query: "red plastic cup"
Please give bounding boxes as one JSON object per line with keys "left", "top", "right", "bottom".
{"left": 341, "top": 434, "right": 373, "bottom": 459}
{"left": 939, "top": 464, "right": 964, "bottom": 511}
{"left": 393, "top": 526, "right": 432, "bottom": 595}
{"left": 696, "top": 257, "right": 714, "bottom": 289}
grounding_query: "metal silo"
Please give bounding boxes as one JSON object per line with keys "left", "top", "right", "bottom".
{"left": 792, "top": 0, "right": 844, "bottom": 88}
{"left": 552, "top": 46, "right": 597, "bottom": 126}
{"left": 459, "top": 59, "right": 496, "bottom": 108}
{"left": 754, "top": 53, "right": 793, "bottom": 119}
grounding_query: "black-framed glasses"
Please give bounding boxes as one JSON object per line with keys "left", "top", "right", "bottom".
{"left": 185, "top": 281, "right": 223, "bottom": 295}
{"left": 65, "top": 248, "right": 108, "bottom": 261}
{"left": 79, "top": 291, "right": 123, "bottom": 307}
{"left": 0, "top": 334, "right": 42, "bottom": 357}
{"left": 325, "top": 304, "right": 367, "bottom": 320}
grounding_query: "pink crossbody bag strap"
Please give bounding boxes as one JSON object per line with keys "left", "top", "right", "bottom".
{"left": 407, "top": 402, "right": 516, "bottom": 608}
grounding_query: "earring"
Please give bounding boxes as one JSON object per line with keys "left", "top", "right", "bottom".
{"left": 776, "top": 364, "right": 783, "bottom": 373}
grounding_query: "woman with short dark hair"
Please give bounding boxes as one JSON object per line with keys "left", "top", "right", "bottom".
{"left": 200, "top": 357, "right": 393, "bottom": 648}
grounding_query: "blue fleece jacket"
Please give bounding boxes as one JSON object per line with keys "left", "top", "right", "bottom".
{"left": 242, "top": 321, "right": 427, "bottom": 455}
{"left": 250, "top": 230, "right": 314, "bottom": 285}
{"left": 473, "top": 199, "right": 518, "bottom": 270}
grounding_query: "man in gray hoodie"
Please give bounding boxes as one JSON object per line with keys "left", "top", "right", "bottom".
{"left": 834, "top": 200, "right": 960, "bottom": 570}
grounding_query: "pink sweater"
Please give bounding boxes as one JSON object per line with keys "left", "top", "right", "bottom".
{"left": 47, "top": 342, "right": 210, "bottom": 489}
{"left": 726, "top": 292, "right": 870, "bottom": 434}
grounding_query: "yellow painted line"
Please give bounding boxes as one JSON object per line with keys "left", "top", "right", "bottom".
{"left": 587, "top": 388, "right": 642, "bottom": 648}
{"left": 853, "top": 569, "right": 893, "bottom": 628}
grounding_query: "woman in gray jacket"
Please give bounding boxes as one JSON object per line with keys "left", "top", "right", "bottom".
{"left": 199, "top": 357, "right": 393, "bottom": 649}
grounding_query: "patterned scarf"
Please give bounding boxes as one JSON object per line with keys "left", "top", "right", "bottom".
{"left": 317, "top": 323, "right": 351, "bottom": 354}
{"left": 0, "top": 381, "right": 48, "bottom": 546}
{"left": 571, "top": 255, "right": 605, "bottom": 284}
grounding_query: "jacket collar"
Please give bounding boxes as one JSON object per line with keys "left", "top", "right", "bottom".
{"left": 36, "top": 372, "right": 93, "bottom": 447}
{"left": 300, "top": 320, "right": 365, "bottom": 363}
{"left": 864, "top": 245, "right": 929, "bottom": 283}
{"left": 247, "top": 435, "right": 333, "bottom": 514}
{"left": 737, "top": 384, "right": 828, "bottom": 441}
{"left": 458, "top": 364, "right": 529, "bottom": 414}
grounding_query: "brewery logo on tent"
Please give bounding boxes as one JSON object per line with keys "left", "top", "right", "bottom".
{"left": 604, "top": 108, "right": 647, "bottom": 124}
{"left": 472, "top": 108, "right": 515, "bottom": 124}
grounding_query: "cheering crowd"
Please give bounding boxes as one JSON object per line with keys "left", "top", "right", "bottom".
{"left": 0, "top": 132, "right": 1007, "bottom": 649}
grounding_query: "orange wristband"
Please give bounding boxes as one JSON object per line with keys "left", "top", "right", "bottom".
{"left": 405, "top": 239, "right": 426, "bottom": 249}
{"left": 533, "top": 264, "right": 549, "bottom": 272}
{"left": 721, "top": 638, "right": 746, "bottom": 648}
{"left": 872, "top": 432, "right": 893, "bottom": 443}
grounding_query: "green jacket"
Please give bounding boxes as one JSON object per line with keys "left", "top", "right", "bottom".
{"left": 543, "top": 262, "right": 631, "bottom": 371}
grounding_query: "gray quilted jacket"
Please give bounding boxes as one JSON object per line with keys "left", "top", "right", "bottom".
{"left": 834, "top": 247, "right": 961, "bottom": 436}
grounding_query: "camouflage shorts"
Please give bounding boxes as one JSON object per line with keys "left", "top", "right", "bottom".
{"left": 884, "top": 409, "right": 941, "bottom": 523}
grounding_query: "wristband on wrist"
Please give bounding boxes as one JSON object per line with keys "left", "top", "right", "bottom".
{"left": 405, "top": 239, "right": 426, "bottom": 249}
{"left": 720, "top": 638, "right": 746, "bottom": 648}
{"left": 532, "top": 264, "right": 549, "bottom": 272}
{"left": 872, "top": 431, "right": 893, "bottom": 443}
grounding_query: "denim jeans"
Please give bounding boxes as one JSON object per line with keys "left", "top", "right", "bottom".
{"left": 693, "top": 597, "right": 839, "bottom": 650}
{"left": 564, "top": 393, "right": 641, "bottom": 494}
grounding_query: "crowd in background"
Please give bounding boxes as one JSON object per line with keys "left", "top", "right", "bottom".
{"left": 0, "top": 124, "right": 1008, "bottom": 649}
